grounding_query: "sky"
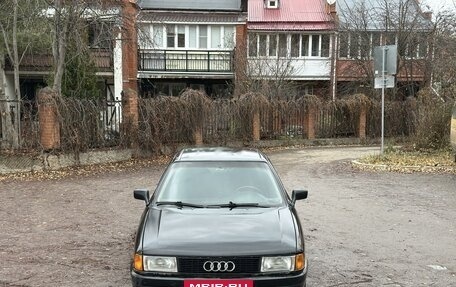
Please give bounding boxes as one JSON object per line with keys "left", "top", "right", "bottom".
{"left": 422, "top": 0, "right": 455, "bottom": 13}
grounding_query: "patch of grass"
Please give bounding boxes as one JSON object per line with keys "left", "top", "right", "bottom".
{"left": 359, "top": 148, "right": 456, "bottom": 173}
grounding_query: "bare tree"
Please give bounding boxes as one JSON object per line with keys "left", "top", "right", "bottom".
{"left": 234, "top": 32, "right": 302, "bottom": 99}
{"left": 431, "top": 9, "right": 456, "bottom": 100}
{"left": 44, "top": 0, "right": 123, "bottom": 96}
{"left": 336, "top": 0, "right": 433, "bottom": 98}
{"left": 0, "top": 0, "right": 34, "bottom": 148}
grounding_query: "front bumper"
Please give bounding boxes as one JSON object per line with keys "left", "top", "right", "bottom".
{"left": 131, "top": 270, "right": 306, "bottom": 287}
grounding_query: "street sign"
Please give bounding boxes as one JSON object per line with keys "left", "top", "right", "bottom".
{"left": 374, "top": 45, "right": 397, "bottom": 76}
{"left": 373, "top": 45, "right": 398, "bottom": 154}
{"left": 374, "top": 75, "right": 395, "bottom": 89}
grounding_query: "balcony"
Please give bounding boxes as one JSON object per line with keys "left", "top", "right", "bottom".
{"left": 138, "top": 49, "right": 234, "bottom": 74}
{"left": 4, "top": 49, "right": 113, "bottom": 73}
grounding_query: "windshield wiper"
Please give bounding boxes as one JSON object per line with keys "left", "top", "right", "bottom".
{"left": 208, "top": 201, "right": 269, "bottom": 209}
{"left": 155, "top": 201, "right": 205, "bottom": 208}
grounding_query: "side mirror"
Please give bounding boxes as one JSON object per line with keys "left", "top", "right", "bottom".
{"left": 291, "top": 190, "right": 308, "bottom": 206}
{"left": 134, "top": 189, "right": 150, "bottom": 205}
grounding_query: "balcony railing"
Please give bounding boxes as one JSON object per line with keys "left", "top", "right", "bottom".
{"left": 139, "top": 49, "right": 234, "bottom": 73}
{"left": 4, "top": 49, "right": 113, "bottom": 72}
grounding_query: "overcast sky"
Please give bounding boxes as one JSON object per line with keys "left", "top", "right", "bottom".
{"left": 422, "top": 0, "right": 455, "bottom": 13}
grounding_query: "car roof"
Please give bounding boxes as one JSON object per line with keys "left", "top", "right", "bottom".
{"left": 173, "top": 147, "right": 269, "bottom": 162}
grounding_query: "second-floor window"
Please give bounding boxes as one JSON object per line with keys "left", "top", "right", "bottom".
{"left": 248, "top": 33, "right": 331, "bottom": 58}
{"left": 144, "top": 24, "right": 235, "bottom": 50}
{"left": 339, "top": 32, "right": 428, "bottom": 59}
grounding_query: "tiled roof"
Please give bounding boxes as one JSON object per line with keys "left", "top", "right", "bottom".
{"left": 139, "top": 11, "right": 246, "bottom": 23}
{"left": 248, "top": 0, "right": 334, "bottom": 28}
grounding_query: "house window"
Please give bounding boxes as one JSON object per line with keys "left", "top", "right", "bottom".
{"left": 385, "top": 32, "right": 396, "bottom": 45}
{"left": 418, "top": 36, "right": 428, "bottom": 58}
{"left": 339, "top": 32, "right": 349, "bottom": 58}
{"left": 166, "top": 25, "right": 175, "bottom": 48}
{"left": 199, "top": 25, "right": 208, "bottom": 48}
{"left": 223, "top": 26, "right": 235, "bottom": 48}
{"left": 138, "top": 24, "right": 152, "bottom": 49}
{"left": 88, "top": 22, "right": 112, "bottom": 49}
{"left": 269, "top": 35, "right": 277, "bottom": 57}
{"left": 301, "top": 35, "right": 310, "bottom": 56}
{"left": 311, "top": 35, "right": 319, "bottom": 56}
{"left": 211, "top": 26, "right": 222, "bottom": 48}
{"left": 152, "top": 25, "right": 164, "bottom": 48}
{"left": 259, "top": 34, "right": 267, "bottom": 56}
{"left": 249, "top": 33, "right": 258, "bottom": 57}
{"left": 371, "top": 32, "right": 381, "bottom": 57}
{"left": 267, "top": 0, "right": 279, "bottom": 8}
{"left": 278, "top": 34, "right": 287, "bottom": 57}
{"left": 177, "top": 25, "right": 185, "bottom": 48}
{"left": 321, "top": 34, "right": 330, "bottom": 57}
{"left": 360, "top": 34, "right": 370, "bottom": 58}
{"left": 291, "top": 34, "right": 300, "bottom": 57}
{"left": 189, "top": 25, "right": 197, "bottom": 48}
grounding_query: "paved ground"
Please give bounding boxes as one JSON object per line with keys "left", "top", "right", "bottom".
{"left": 0, "top": 146, "right": 455, "bottom": 287}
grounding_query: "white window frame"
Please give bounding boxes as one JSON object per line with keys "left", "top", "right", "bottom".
{"left": 267, "top": 0, "right": 279, "bottom": 8}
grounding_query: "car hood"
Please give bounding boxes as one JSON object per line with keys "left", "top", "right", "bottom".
{"left": 141, "top": 207, "right": 298, "bottom": 256}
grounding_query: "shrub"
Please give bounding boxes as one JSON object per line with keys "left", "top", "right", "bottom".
{"left": 412, "top": 88, "right": 454, "bottom": 150}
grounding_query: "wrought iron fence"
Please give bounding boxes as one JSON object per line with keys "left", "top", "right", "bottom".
{"left": 1, "top": 98, "right": 123, "bottom": 151}
{"left": 2, "top": 95, "right": 419, "bottom": 153}
{"left": 0, "top": 100, "right": 40, "bottom": 149}
{"left": 57, "top": 98, "right": 122, "bottom": 151}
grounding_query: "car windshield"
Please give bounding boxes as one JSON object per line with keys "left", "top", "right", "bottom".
{"left": 155, "top": 161, "right": 284, "bottom": 207}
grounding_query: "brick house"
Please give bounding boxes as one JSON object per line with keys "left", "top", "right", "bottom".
{"left": 335, "top": 0, "right": 434, "bottom": 98}
{"left": 136, "top": 0, "right": 247, "bottom": 97}
{"left": 247, "top": 0, "right": 337, "bottom": 99}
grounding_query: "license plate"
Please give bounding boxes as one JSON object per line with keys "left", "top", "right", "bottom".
{"left": 184, "top": 279, "right": 253, "bottom": 287}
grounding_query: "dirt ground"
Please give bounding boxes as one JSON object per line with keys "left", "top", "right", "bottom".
{"left": 0, "top": 146, "right": 455, "bottom": 287}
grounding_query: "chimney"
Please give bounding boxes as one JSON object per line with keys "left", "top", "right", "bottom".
{"left": 325, "top": 3, "right": 337, "bottom": 18}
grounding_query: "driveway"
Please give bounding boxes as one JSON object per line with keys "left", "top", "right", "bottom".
{"left": 0, "top": 146, "right": 455, "bottom": 286}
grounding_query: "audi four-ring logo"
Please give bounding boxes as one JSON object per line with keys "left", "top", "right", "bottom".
{"left": 203, "top": 261, "right": 236, "bottom": 272}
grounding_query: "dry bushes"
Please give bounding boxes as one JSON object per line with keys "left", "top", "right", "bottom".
{"left": 55, "top": 97, "right": 122, "bottom": 155}
{"left": 412, "top": 89, "right": 454, "bottom": 150}
{"left": 45, "top": 88, "right": 454, "bottom": 156}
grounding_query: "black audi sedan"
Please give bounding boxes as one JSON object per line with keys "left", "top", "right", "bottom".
{"left": 131, "top": 147, "right": 308, "bottom": 287}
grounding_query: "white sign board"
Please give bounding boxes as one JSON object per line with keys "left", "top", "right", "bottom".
{"left": 375, "top": 76, "right": 395, "bottom": 89}
{"left": 374, "top": 45, "right": 398, "bottom": 76}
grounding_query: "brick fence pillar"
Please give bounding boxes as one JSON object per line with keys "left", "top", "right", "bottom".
{"left": 306, "top": 108, "right": 316, "bottom": 140}
{"left": 359, "top": 106, "right": 367, "bottom": 140}
{"left": 122, "top": 88, "right": 139, "bottom": 148}
{"left": 38, "top": 87, "right": 60, "bottom": 150}
{"left": 193, "top": 127, "right": 203, "bottom": 146}
{"left": 252, "top": 111, "right": 260, "bottom": 141}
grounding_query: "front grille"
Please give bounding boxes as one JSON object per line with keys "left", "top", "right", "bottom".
{"left": 178, "top": 256, "right": 261, "bottom": 274}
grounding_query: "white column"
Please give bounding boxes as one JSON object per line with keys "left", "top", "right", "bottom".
{"left": 113, "top": 31, "right": 123, "bottom": 102}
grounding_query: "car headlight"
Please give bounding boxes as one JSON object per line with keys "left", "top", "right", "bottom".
{"left": 261, "top": 253, "right": 305, "bottom": 273}
{"left": 134, "top": 254, "right": 177, "bottom": 272}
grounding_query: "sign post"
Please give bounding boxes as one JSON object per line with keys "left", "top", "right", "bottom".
{"left": 451, "top": 102, "right": 456, "bottom": 162}
{"left": 374, "top": 45, "right": 397, "bottom": 154}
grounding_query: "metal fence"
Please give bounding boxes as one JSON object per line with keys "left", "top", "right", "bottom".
{"left": 2, "top": 96, "right": 417, "bottom": 152}
{"left": 0, "top": 100, "right": 40, "bottom": 149}
{"left": 1, "top": 99, "right": 121, "bottom": 151}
